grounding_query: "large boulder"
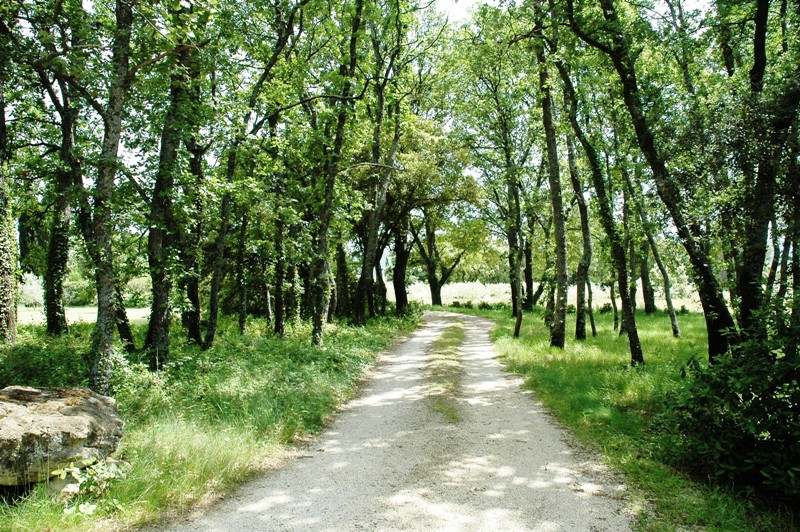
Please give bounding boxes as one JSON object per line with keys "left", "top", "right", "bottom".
{"left": 0, "top": 386, "right": 123, "bottom": 486}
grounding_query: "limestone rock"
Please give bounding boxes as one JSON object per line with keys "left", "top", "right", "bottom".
{"left": 0, "top": 386, "right": 123, "bottom": 485}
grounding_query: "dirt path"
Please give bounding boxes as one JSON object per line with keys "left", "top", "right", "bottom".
{"left": 167, "top": 311, "right": 632, "bottom": 531}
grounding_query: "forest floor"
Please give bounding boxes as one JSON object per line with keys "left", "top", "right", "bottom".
{"left": 164, "top": 311, "right": 633, "bottom": 531}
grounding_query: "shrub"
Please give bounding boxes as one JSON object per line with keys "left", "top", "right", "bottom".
{"left": 463, "top": 300, "right": 474, "bottom": 309}
{"left": 450, "top": 301, "right": 462, "bottom": 308}
{"left": 123, "top": 277, "right": 152, "bottom": 308}
{"left": 662, "top": 342, "right": 800, "bottom": 499}
{"left": 566, "top": 304, "right": 576, "bottom": 314}
{"left": 64, "top": 278, "right": 97, "bottom": 306}
{"left": 598, "top": 302, "right": 613, "bottom": 314}
{"left": 478, "top": 301, "right": 493, "bottom": 310}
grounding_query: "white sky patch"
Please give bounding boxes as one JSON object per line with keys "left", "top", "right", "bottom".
{"left": 436, "top": 0, "right": 486, "bottom": 23}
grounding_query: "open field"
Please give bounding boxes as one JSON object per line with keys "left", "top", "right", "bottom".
{"left": 393, "top": 281, "right": 704, "bottom": 312}
{"left": 16, "top": 307, "right": 150, "bottom": 326}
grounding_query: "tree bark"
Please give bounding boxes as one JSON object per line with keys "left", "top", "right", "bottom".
{"left": 274, "top": 218, "right": 286, "bottom": 336}
{"left": 335, "top": 243, "right": 351, "bottom": 319}
{"left": 114, "top": 283, "right": 136, "bottom": 353}
{"left": 146, "top": 44, "right": 190, "bottom": 367}
{"left": 179, "top": 139, "right": 205, "bottom": 345}
{"left": 392, "top": 219, "right": 411, "bottom": 315}
{"left": 310, "top": 0, "right": 364, "bottom": 345}
{"left": 558, "top": 62, "right": 644, "bottom": 364}
{"left": 0, "top": 176, "right": 16, "bottom": 345}
{"left": 538, "top": 47, "right": 568, "bottom": 349}
{"left": 566, "top": 135, "right": 592, "bottom": 340}
{"left": 569, "top": 0, "right": 735, "bottom": 361}
{"left": 88, "top": 0, "right": 134, "bottom": 393}
{"left": 523, "top": 240, "right": 534, "bottom": 311}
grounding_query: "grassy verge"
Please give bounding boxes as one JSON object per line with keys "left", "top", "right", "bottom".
{"left": 426, "top": 323, "right": 465, "bottom": 423}
{"left": 444, "top": 306, "right": 797, "bottom": 531}
{"left": 0, "top": 313, "right": 419, "bottom": 530}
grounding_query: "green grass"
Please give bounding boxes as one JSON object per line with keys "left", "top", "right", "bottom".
{"left": 444, "top": 305, "right": 797, "bottom": 531}
{"left": 426, "top": 323, "right": 465, "bottom": 422}
{"left": 0, "top": 312, "right": 419, "bottom": 531}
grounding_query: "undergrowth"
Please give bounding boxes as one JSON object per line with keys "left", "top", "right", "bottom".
{"left": 0, "top": 312, "right": 419, "bottom": 530}
{"left": 445, "top": 305, "right": 798, "bottom": 531}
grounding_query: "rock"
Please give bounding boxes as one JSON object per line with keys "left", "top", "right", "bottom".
{"left": 0, "top": 386, "right": 124, "bottom": 486}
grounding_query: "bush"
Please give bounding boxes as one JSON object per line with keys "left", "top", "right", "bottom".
{"left": 64, "top": 278, "right": 97, "bottom": 306}
{"left": 450, "top": 301, "right": 462, "bottom": 308}
{"left": 662, "top": 342, "right": 800, "bottom": 499}
{"left": 478, "top": 301, "right": 493, "bottom": 310}
{"left": 566, "top": 304, "right": 576, "bottom": 314}
{"left": 598, "top": 302, "right": 613, "bottom": 314}
{"left": 463, "top": 300, "right": 474, "bottom": 309}
{"left": 123, "top": 277, "right": 152, "bottom": 308}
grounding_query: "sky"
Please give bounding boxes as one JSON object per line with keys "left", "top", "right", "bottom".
{"left": 436, "top": 0, "right": 485, "bottom": 22}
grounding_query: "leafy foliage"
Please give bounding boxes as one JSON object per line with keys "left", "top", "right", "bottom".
{"left": 663, "top": 345, "right": 800, "bottom": 498}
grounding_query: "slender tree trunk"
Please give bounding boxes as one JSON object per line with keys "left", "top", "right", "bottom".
{"left": 538, "top": 47, "right": 568, "bottom": 349}
{"left": 586, "top": 275, "right": 598, "bottom": 336}
{"left": 0, "top": 176, "right": 16, "bottom": 345}
{"left": 569, "top": 0, "right": 735, "bottom": 361}
{"left": 558, "top": 63, "right": 643, "bottom": 364}
{"left": 375, "top": 254, "right": 388, "bottom": 316}
{"left": 0, "top": 90, "right": 16, "bottom": 345}
{"left": 179, "top": 140, "right": 204, "bottom": 345}
{"left": 310, "top": 0, "right": 364, "bottom": 346}
{"left": 114, "top": 283, "right": 135, "bottom": 353}
{"left": 610, "top": 283, "right": 619, "bottom": 331}
{"left": 567, "top": 135, "right": 592, "bottom": 340}
{"left": 523, "top": 240, "right": 534, "bottom": 311}
{"left": 44, "top": 171, "right": 71, "bottom": 336}
{"left": 335, "top": 243, "right": 351, "bottom": 318}
{"left": 42, "top": 78, "right": 80, "bottom": 336}
{"left": 640, "top": 239, "right": 657, "bottom": 313}
{"left": 392, "top": 221, "right": 411, "bottom": 315}
{"left": 88, "top": 0, "right": 134, "bottom": 393}
{"left": 274, "top": 218, "right": 286, "bottom": 336}
{"left": 264, "top": 284, "right": 273, "bottom": 324}
{"left": 203, "top": 151, "right": 234, "bottom": 350}
{"left": 146, "top": 46, "right": 189, "bottom": 367}
{"left": 237, "top": 214, "right": 249, "bottom": 334}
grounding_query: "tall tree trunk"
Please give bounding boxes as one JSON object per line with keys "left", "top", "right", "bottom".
{"left": 237, "top": 214, "right": 249, "bottom": 334}
{"left": 538, "top": 46, "right": 568, "bottom": 349}
{"left": 0, "top": 89, "right": 16, "bottom": 344}
{"left": 274, "top": 218, "right": 286, "bottom": 336}
{"left": 87, "top": 0, "right": 134, "bottom": 393}
{"left": 610, "top": 282, "right": 619, "bottom": 331}
{"left": 566, "top": 135, "right": 592, "bottom": 340}
{"left": 114, "top": 283, "right": 136, "bottom": 353}
{"left": 203, "top": 153, "right": 234, "bottom": 350}
{"left": 310, "top": 0, "right": 364, "bottom": 346}
{"left": 569, "top": 0, "right": 736, "bottom": 361}
{"left": 375, "top": 252, "right": 388, "bottom": 316}
{"left": 41, "top": 76, "right": 81, "bottom": 336}
{"left": 586, "top": 275, "right": 598, "bottom": 336}
{"left": 0, "top": 176, "right": 16, "bottom": 345}
{"left": 146, "top": 45, "right": 190, "bottom": 367}
{"left": 179, "top": 139, "right": 205, "bottom": 345}
{"left": 640, "top": 239, "right": 657, "bottom": 314}
{"left": 335, "top": 243, "right": 351, "bottom": 319}
{"left": 44, "top": 170, "right": 71, "bottom": 336}
{"left": 523, "top": 240, "right": 534, "bottom": 311}
{"left": 558, "top": 62, "right": 643, "bottom": 364}
{"left": 392, "top": 221, "right": 411, "bottom": 315}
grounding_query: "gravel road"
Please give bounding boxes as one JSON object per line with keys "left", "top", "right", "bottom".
{"left": 167, "top": 311, "right": 632, "bottom": 531}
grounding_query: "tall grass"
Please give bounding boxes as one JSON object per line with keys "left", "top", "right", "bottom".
{"left": 446, "top": 306, "right": 797, "bottom": 531}
{"left": 0, "top": 313, "right": 419, "bottom": 530}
